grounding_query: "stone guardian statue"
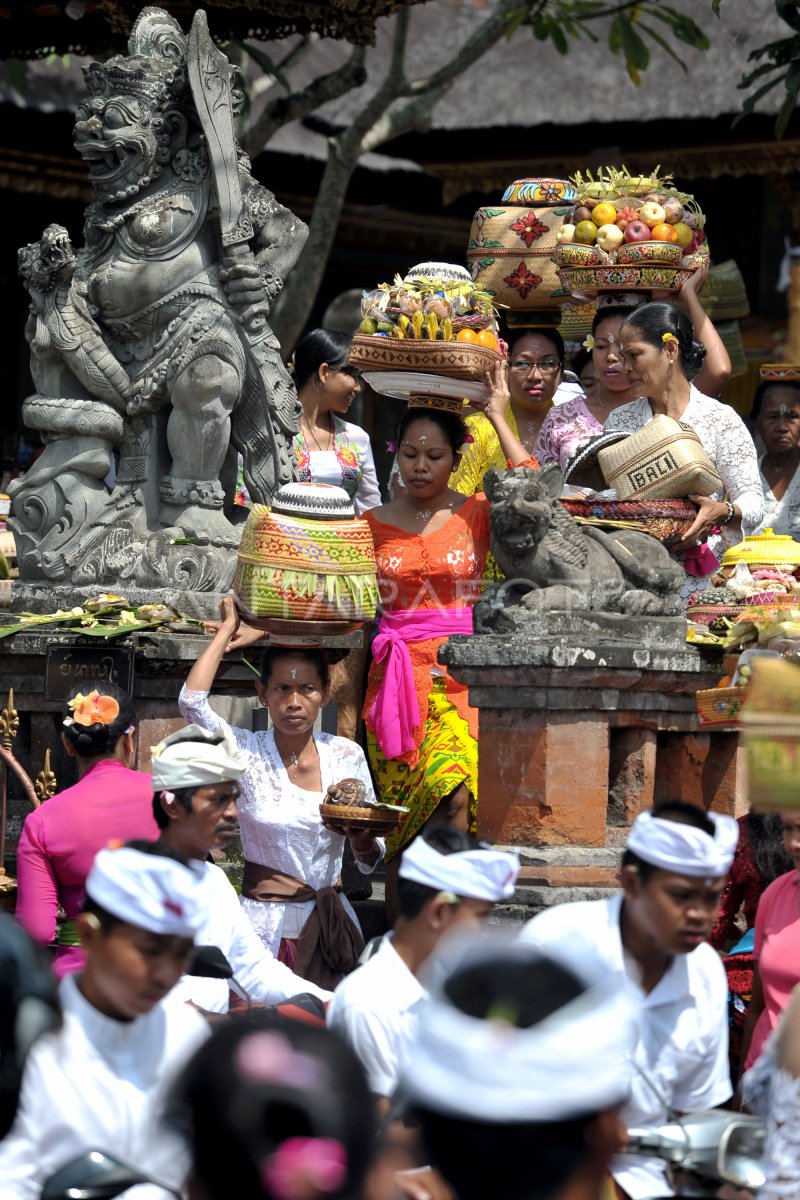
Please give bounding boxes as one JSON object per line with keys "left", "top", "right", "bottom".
{"left": 11, "top": 6, "right": 307, "bottom": 602}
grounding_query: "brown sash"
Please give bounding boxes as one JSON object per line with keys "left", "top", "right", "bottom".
{"left": 242, "top": 862, "right": 365, "bottom": 991}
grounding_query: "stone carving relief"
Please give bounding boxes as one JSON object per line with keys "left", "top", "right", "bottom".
{"left": 11, "top": 7, "right": 307, "bottom": 597}
{"left": 475, "top": 465, "right": 686, "bottom": 633}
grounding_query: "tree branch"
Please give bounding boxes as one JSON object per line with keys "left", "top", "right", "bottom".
{"left": 240, "top": 45, "right": 367, "bottom": 159}
{"left": 400, "top": 0, "right": 519, "bottom": 98}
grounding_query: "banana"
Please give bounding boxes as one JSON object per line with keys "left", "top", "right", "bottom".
{"left": 398, "top": 314, "right": 410, "bottom": 333}
{"left": 426, "top": 313, "right": 439, "bottom": 340}
{"left": 442, "top": 317, "right": 453, "bottom": 341}
{"left": 411, "top": 310, "right": 424, "bottom": 338}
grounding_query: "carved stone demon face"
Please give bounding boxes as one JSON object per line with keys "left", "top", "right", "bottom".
{"left": 19, "top": 224, "right": 75, "bottom": 292}
{"left": 73, "top": 93, "right": 166, "bottom": 202}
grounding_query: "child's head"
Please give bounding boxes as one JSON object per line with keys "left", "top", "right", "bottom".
{"left": 256, "top": 649, "right": 330, "bottom": 738}
{"left": 78, "top": 841, "right": 204, "bottom": 1021}
{"left": 171, "top": 1013, "right": 376, "bottom": 1200}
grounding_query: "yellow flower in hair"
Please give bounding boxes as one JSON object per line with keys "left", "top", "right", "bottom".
{"left": 662, "top": 332, "right": 678, "bottom": 345}
{"left": 583, "top": 334, "right": 595, "bottom": 351}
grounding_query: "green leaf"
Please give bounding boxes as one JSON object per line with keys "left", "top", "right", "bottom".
{"left": 240, "top": 41, "right": 290, "bottom": 91}
{"left": 637, "top": 20, "right": 688, "bottom": 72}
{"left": 775, "top": 85, "right": 799, "bottom": 138}
{"left": 777, "top": 0, "right": 800, "bottom": 33}
{"left": 5, "top": 59, "right": 28, "bottom": 95}
{"left": 617, "top": 15, "right": 650, "bottom": 71}
{"left": 711, "top": 0, "right": 723, "bottom": 14}
{"left": 0, "top": 623, "right": 23, "bottom": 641}
{"left": 550, "top": 20, "right": 569, "bottom": 55}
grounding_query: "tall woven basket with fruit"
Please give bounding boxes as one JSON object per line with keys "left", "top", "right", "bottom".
{"left": 553, "top": 166, "right": 709, "bottom": 301}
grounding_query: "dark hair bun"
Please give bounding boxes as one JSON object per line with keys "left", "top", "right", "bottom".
{"left": 61, "top": 683, "right": 137, "bottom": 759}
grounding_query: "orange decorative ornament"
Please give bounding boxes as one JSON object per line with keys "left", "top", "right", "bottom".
{"left": 456, "top": 329, "right": 479, "bottom": 343}
{"left": 67, "top": 690, "right": 120, "bottom": 727}
{"left": 475, "top": 329, "right": 499, "bottom": 350}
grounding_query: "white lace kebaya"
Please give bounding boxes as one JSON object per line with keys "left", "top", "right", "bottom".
{"left": 178, "top": 686, "right": 384, "bottom": 956}
{"left": 604, "top": 386, "right": 764, "bottom": 603}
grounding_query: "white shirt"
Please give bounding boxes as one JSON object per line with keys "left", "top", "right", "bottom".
{"left": 604, "top": 386, "right": 764, "bottom": 602}
{"left": 178, "top": 687, "right": 383, "bottom": 956}
{"left": 327, "top": 935, "right": 427, "bottom": 1098}
{"left": 756, "top": 453, "right": 800, "bottom": 538}
{"left": 0, "top": 973, "right": 209, "bottom": 1200}
{"left": 519, "top": 893, "right": 731, "bottom": 1200}
{"left": 169, "top": 859, "right": 331, "bottom": 1011}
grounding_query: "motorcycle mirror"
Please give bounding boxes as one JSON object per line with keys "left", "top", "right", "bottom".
{"left": 42, "top": 1150, "right": 153, "bottom": 1200}
{"left": 717, "top": 1116, "right": 766, "bottom": 1191}
{"left": 186, "top": 944, "right": 233, "bottom": 979}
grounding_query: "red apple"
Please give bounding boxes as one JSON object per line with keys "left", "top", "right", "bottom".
{"left": 623, "top": 220, "right": 650, "bottom": 244}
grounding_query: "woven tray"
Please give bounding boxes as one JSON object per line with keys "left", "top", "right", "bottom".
{"left": 349, "top": 335, "right": 501, "bottom": 380}
{"left": 319, "top": 801, "right": 404, "bottom": 833}
{"left": 685, "top": 602, "right": 746, "bottom": 628}
{"left": 697, "top": 685, "right": 747, "bottom": 727}
{"left": 557, "top": 263, "right": 682, "bottom": 301}
{"left": 561, "top": 498, "right": 696, "bottom": 545}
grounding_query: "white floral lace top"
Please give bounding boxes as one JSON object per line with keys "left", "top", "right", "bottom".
{"left": 757, "top": 455, "right": 800, "bottom": 538}
{"left": 178, "top": 686, "right": 383, "bottom": 956}
{"left": 744, "top": 1036, "right": 800, "bottom": 1200}
{"left": 604, "top": 386, "right": 765, "bottom": 603}
{"left": 535, "top": 395, "right": 602, "bottom": 471}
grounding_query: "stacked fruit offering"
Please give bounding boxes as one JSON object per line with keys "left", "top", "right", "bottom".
{"left": 357, "top": 273, "right": 500, "bottom": 346}
{"left": 553, "top": 166, "right": 709, "bottom": 299}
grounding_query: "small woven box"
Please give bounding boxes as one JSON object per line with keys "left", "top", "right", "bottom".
{"left": 696, "top": 685, "right": 747, "bottom": 727}
{"left": 597, "top": 415, "right": 722, "bottom": 500}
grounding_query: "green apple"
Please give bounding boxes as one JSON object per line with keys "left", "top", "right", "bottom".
{"left": 574, "top": 220, "right": 598, "bottom": 245}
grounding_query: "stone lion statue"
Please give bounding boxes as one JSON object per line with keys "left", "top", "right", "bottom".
{"left": 474, "top": 464, "right": 685, "bottom": 632}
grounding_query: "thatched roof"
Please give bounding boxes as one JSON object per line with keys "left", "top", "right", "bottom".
{"left": 0, "top": 0, "right": 429, "bottom": 55}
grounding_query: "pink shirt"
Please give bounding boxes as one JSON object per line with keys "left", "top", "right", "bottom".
{"left": 746, "top": 869, "right": 800, "bottom": 1069}
{"left": 15, "top": 759, "right": 158, "bottom": 977}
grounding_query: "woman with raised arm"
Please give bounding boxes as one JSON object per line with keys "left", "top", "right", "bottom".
{"left": 363, "top": 380, "right": 533, "bottom": 916}
{"left": 603, "top": 300, "right": 762, "bottom": 604}
{"left": 179, "top": 609, "right": 382, "bottom": 988}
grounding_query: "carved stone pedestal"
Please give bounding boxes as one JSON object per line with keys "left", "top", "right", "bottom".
{"left": 441, "top": 612, "right": 742, "bottom": 908}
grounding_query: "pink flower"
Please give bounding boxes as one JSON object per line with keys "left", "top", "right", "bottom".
{"left": 385, "top": 440, "right": 398, "bottom": 453}
{"left": 262, "top": 1138, "right": 348, "bottom": 1200}
{"left": 235, "top": 1031, "right": 327, "bottom": 1090}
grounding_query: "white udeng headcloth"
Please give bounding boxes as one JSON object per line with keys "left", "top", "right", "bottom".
{"left": 150, "top": 723, "right": 247, "bottom": 790}
{"left": 626, "top": 810, "right": 739, "bottom": 878}
{"left": 85, "top": 846, "right": 204, "bottom": 939}
{"left": 402, "top": 941, "right": 640, "bottom": 1122}
{"left": 398, "top": 837, "right": 520, "bottom": 902}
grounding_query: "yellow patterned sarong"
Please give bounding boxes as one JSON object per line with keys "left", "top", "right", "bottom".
{"left": 367, "top": 677, "right": 478, "bottom": 862}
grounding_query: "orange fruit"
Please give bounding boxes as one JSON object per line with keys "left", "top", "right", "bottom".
{"left": 475, "top": 329, "right": 498, "bottom": 350}
{"left": 456, "top": 329, "right": 479, "bottom": 343}
{"left": 650, "top": 223, "right": 678, "bottom": 243}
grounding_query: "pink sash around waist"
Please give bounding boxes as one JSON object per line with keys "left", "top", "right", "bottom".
{"left": 368, "top": 607, "right": 474, "bottom": 760}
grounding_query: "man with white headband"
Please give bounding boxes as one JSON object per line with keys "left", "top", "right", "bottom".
{"left": 152, "top": 724, "right": 331, "bottom": 1010}
{"left": 520, "top": 800, "right": 738, "bottom": 1200}
{"left": 0, "top": 841, "right": 210, "bottom": 1199}
{"left": 401, "top": 938, "right": 640, "bottom": 1200}
{"left": 327, "top": 825, "right": 519, "bottom": 1114}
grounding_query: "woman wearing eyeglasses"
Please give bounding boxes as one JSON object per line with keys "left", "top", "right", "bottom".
{"left": 448, "top": 328, "right": 562, "bottom": 494}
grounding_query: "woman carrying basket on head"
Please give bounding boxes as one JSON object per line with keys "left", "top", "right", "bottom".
{"left": 362, "top": 370, "right": 535, "bottom": 918}
{"left": 603, "top": 301, "right": 763, "bottom": 605}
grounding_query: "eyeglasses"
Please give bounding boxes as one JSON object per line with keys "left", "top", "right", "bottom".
{"left": 336, "top": 365, "right": 362, "bottom": 381}
{"left": 509, "top": 357, "right": 561, "bottom": 375}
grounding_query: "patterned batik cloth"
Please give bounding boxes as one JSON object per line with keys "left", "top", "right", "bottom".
{"left": 363, "top": 495, "right": 490, "bottom": 861}
{"left": 534, "top": 395, "right": 603, "bottom": 471}
{"left": 604, "top": 385, "right": 765, "bottom": 605}
{"left": 367, "top": 677, "right": 479, "bottom": 861}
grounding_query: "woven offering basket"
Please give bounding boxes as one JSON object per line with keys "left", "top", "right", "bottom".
{"left": 560, "top": 497, "right": 696, "bottom": 545}
{"left": 349, "top": 335, "right": 501, "bottom": 381}
{"left": 234, "top": 502, "right": 377, "bottom": 625}
{"left": 696, "top": 686, "right": 748, "bottom": 727}
{"left": 685, "top": 602, "right": 745, "bottom": 628}
{"left": 597, "top": 415, "right": 722, "bottom": 500}
{"left": 466, "top": 177, "right": 576, "bottom": 311}
{"left": 558, "top": 263, "right": 679, "bottom": 301}
{"left": 319, "top": 802, "right": 404, "bottom": 834}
